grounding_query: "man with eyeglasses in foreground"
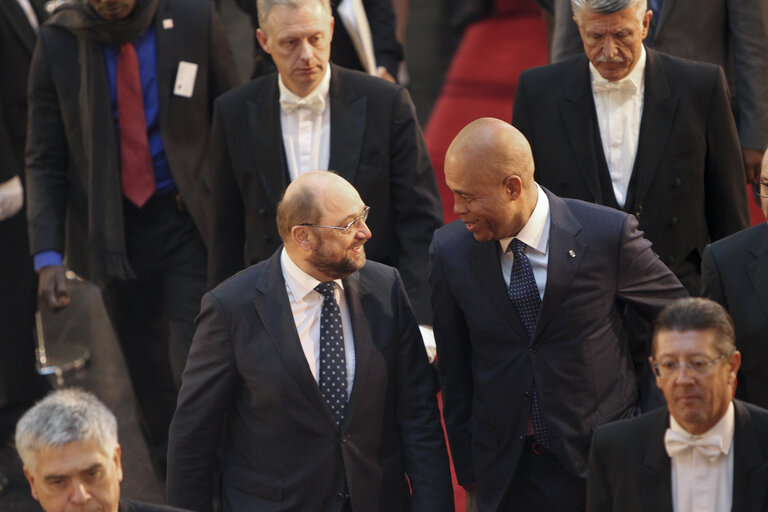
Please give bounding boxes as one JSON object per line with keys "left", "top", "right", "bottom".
{"left": 587, "top": 297, "right": 768, "bottom": 512}
{"left": 702, "top": 149, "right": 768, "bottom": 410}
{"left": 167, "top": 171, "right": 453, "bottom": 512}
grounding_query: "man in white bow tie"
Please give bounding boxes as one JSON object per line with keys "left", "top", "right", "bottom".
{"left": 587, "top": 297, "right": 768, "bottom": 512}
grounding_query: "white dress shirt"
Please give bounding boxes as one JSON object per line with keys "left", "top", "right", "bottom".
{"left": 279, "top": 66, "right": 332, "bottom": 181}
{"left": 590, "top": 46, "right": 646, "bottom": 208}
{"left": 668, "top": 402, "right": 735, "bottom": 512}
{"left": 15, "top": 0, "right": 39, "bottom": 33}
{"left": 280, "top": 248, "right": 356, "bottom": 397}
{"left": 499, "top": 184, "right": 551, "bottom": 300}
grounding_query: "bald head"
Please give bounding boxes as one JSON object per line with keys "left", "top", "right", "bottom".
{"left": 446, "top": 118, "right": 535, "bottom": 186}
{"left": 444, "top": 118, "right": 540, "bottom": 242}
{"left": 277, "top": 171, "right": 342, "bottom": 243}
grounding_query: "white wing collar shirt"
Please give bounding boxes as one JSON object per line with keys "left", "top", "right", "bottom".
{"left": 499, "top": 184, "right": 551, "bottom": 301}
{"left": 590, "top": 45, "right": 646, "bottom": 208}
{"left": 665, "top": 401, "right": 735, "bottom": 512}
{"left": 280, "top": 248, "right": 356, "bottom": 396}
{"left": 279, "top": 65, "right": 332, "bottom": 182}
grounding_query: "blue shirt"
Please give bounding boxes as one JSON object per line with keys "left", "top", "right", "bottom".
{"left": 35, "top": 26, "right": 175, "bottom": 271}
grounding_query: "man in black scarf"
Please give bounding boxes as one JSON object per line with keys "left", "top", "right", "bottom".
{"left": 24, "top": 0, "right": 241, "bottom": 477}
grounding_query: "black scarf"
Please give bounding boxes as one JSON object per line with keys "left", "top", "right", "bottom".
{"left": 47, "top": 0, "right": 159, "bottom": 280}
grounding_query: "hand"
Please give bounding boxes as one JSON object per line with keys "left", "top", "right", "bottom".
{"left": 375, "top": 66, "right": 396, "bottom": 84}
{"left": 38, "top": 265, "right": 70, "bottom": 312}
{"left": 742, "top": 147, "right": 765, "bottom": 183}
{"left": 0, "top": 175, "right": 24, "bottom": 221}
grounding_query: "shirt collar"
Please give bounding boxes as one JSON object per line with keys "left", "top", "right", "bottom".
{"left": 278, "top": 65, "right": 331, "bottom": 113}
{"left": 589, "top": 45, "right": 647, "bottom": 94}
{"left": 669, "top": 400, "right": 735, "bottom": 454}
{"left": 499, "top": 184, "right": 551, "bottom": 256}
{"left": 280, "top": 247, "right": 344, "bottom": 303}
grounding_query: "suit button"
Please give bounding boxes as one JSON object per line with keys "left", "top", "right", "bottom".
{"left": 341, "top": 434, "right": 350, "bottom": 443}
{"left": 635, "top": 203, "right": 644, "bottom": 217}
{"left": 673, "top": 178, "right": 682, "bottom": 187}
{"left": 523, "top": 392, "right": 530, "bottom": 400}
{"left": 335, "top": 491, "right": 345, "bottom": 501}
{"left": 671, "top": 217, "right": 678, "bottom": 226}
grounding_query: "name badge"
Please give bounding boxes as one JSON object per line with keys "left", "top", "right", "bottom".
{"left": 174, "top": 61, "right": 198, "bottom": 98}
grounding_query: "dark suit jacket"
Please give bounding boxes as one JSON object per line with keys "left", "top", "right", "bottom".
{"left": 24, "top": 0, "right": 241, "bottom": 278}
{"left": 513, "top": 48, "right": 749, "bottom": 293}
{"left": 430, "top": 189, "right": 687, "bottom": 511}
{"left": 207, "top": 64, "right": 442, "bottom": 323}
{"left": 703, "top": 223, "right": 768, "bottom": 408}
{"left": 587, "top": 400, "right": 768, "bottom": 512}
{"left": 0, "top": 0, "right": 48, "bottom": 413}
{"left": 120, "top": 497, "right": 191, "bottom": 512}
{"left": 167, "top": 251, "right": 453, "bottom": 512}
{"left": 549, "top": 0, "right": 768, "bottom": 150}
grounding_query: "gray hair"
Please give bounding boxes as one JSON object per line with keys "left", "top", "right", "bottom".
{"left": 15, "top": 389, "right": 118, "bottom": 471}
{"left": 652, "top": 298, "right": 737, "bottom": 357}
{"left": 571, "top": 0, "right": 648, "bottom": 20}
{"left": 257, "top": 0, "right": 332, "bottom": 30}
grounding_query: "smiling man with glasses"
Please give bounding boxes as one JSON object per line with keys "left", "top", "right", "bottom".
{"left": 587, "top": 297, "right": 768, "bottom": 512}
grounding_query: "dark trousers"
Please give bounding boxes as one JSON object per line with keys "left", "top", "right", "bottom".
{"left": 0, "top": 209, "right": 49, "bottom": 441}
{"left": 498, "top": 437, "right": 586, "bottom": 512}
{"left": 100, "top": 193, "right": 206, "bottom": 477}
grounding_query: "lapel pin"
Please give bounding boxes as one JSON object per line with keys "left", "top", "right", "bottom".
{"left": 568, "top": 250, "right": 576, "bottom": 258}
{"left": 162, "top": 18, "right": 174, "bottom": 29}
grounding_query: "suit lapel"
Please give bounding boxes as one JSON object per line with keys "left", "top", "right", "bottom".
{"left": 0, "top": 0, "right": 37, "bottom": 55}
{"left": 469, "top": 240, "right": 528, "bottom": 337}
{"left": 746, "top": 224, "right": 768, "bottom": 323}
{"left": 248, "top": 76, "right": 290, "bottom": 203}
{"left": 328, "top": 65, "right": 366, "bottom": 183}
{"left": 339, "top": 272, "right": 375, "bottom": 428}
{"left": 640, "top": 410, "right": 674, "bottom": 512}
{"left": 251, "top": 252, "right": 339, "bottom": 430}
{"left": 625, "top": 48, "right": 677, "bottom": 212}
{"left": 557, "top": 57, "right": 604, "bottom": 203}
{"left": 732, "top": 400, "right": 768, "bottom": 511}
{"left": 153, "top": 0, "right": 173, "bottom": 138}
{"left": 534, "top": 191, "right": 586, "bottom": 340}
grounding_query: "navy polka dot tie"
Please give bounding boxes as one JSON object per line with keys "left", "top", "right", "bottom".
{"left": 508, "top": 239, "right": 551, "bottom": 450}
{"left": 315, "top": 282, "right": 347, "bottom": 426}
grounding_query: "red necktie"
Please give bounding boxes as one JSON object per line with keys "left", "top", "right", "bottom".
{"left": 117, "top": 42, "right": 155, "bottom": 207}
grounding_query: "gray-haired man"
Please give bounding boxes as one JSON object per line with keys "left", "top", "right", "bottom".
{"left": 15, "top": 389, "right": 188, "bottom": 512}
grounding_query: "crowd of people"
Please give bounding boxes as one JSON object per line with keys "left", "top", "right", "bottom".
{"left": 1, "top": 0, "right": 767, "bottom": 511}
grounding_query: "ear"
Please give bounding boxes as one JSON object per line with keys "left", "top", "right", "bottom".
{"left": 503, "top": 175, "right": 523, "bottom": 201}
{"left": 256, "top": 28, "right": 271, "bottom": 54}
{"left": 113, "top": 444, "right": 123, "bottom": 483}
{"left": 291, "top": 225, "right": 313, "bottom": 252}
{"left": 641, "top": 10, "right": 652, "bottom": 39}
{"left": 649, "top": 357, "right": 663, "bottom": 389}
{"left": 329, "top": 16, "right": 335, "bottom": 40}
{"left": 23, "top": 467, "right": 40, "bottom": 501}
{"left": 727, "top": 351, "right": 742, "bottom": 384}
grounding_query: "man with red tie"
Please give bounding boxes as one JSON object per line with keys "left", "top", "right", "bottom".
{"left": 587, "top": 297, "right": 768, "bottom": 512}
{"left": 24, "top": 0, "right": 240, "bottom": 476}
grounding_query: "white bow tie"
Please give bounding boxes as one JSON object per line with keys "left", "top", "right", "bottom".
{"left": 279, "top": 94, "right": 325, "bottom": 115}
{"left": 592, "top": 79, "right": 638, "bottom": 95}
{"left": 664, "top": 428, "right": 726, "bottom": 462}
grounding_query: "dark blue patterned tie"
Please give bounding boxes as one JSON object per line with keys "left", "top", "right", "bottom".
{"left": 315, "top": 282, "right": 347, "bottom": 426}
{"left": 508, "top": 239, "right": 551, "bottom": 450}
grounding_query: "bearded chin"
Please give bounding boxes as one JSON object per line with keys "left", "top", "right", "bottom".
{"left": 309, "top": 251, "right": 366, "bottom": 279}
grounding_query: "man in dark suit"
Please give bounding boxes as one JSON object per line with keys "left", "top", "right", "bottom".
{"left": 206, "top": 0, "right": 442, "bottom": 326}
{"left": 548, "top": 0, "right": 768, "bottom": 180}
{"left": 25, "top": 0, "right": 241, "bottom": 474}
{"left": 0, "top": 0, "right": 49, "bottom": 494}
{"left": 587, "top": 297, "right": 768, "bottom": 512}
{"left": 512, "top": 0, "right": 749, "bottom": 295}
{"left": 167, "top": 171, "right": 453, "bottom": 512}
{"left": 431, "top": 118, "right": 686, "bottom": 511}
{"left": 16, "top": 388, "right": 190, "bottom": 512}
{"left": 702, "top": 151, "right": 768, "bottom": 409}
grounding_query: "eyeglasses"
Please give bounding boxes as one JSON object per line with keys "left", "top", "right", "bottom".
{"left": 651, "top": 354, "right": 727, "bottom": 378}
{"left": 751, "top": 178, "right": 768, "bottom": 199}
{"left": 300, "top": 206, "right": 370, "bottom": 235}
